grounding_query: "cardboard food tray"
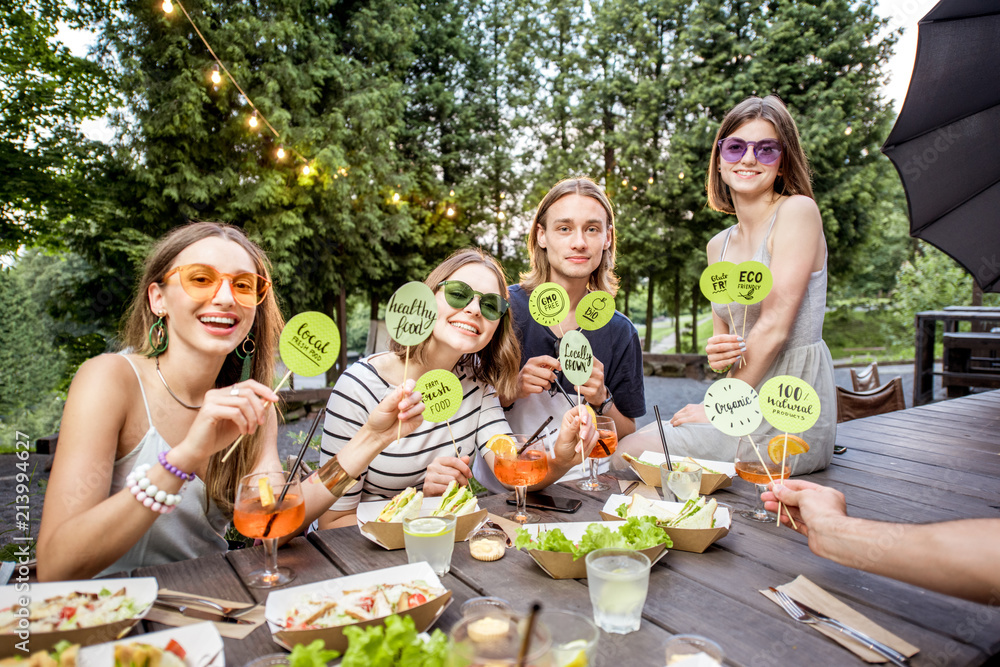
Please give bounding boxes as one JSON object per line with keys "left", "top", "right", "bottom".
{"left": 519, "top": 521, "right": 668, "bottom": 580}
{"left": 600, "top": 494, "right": 730, "bottom": 554}
{"left": 627, "top": 452, "right": 735, "bottom": 494}
{"left": 266, "top": 562, "right": 451, "bottom": 654}
{"left": 357, "top": 496, "right": 487, "bottom": 550}
{"left": 0, "top": 577, "right": 157, "bottom": 656}
{"left": 77, "top": 621, "right": 224, "bottom": 667}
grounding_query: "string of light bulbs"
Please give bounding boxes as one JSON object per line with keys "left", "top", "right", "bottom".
{"left": 161, "top": 0, "right": 314, "bottom": 175}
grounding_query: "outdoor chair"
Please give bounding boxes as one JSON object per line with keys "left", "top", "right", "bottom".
{"left": 836, "top": 377, "right": 906, "bottom": 423}
{"left": 850, "top": 361, "right": 881, "bottom": 392}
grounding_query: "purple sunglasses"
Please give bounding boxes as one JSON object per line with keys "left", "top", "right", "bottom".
{"left": 717, "top": 137, "right": 783, "bottom": 165}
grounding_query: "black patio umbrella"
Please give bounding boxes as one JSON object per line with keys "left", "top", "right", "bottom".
{"left": 881, "top": 0, "right": 1000, "bottom": 292}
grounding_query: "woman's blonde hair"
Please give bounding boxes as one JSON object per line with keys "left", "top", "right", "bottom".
{"left": 389, "top": 248, "right": 521, "bottom": 400}
{"left": 122, "top": 221, "right": 284, "bottom": 515}
{"left": 707, "top": 95, "right": 814, "bottom": 214}
{"left": 521, "top": 177, "right": 619, "bottom": 296}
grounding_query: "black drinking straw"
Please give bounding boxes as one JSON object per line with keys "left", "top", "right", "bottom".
{"left": 516, "top": 603, "right": 542, "bottom": 667}
{"left": 522, "top": 416, "right": 554, "bottom": 451}
{"left": 550, "top": 375, "right": 577, "bottom": 407}
{"left": 653, "top": 405, "right": 673, "bottom": 472}
{"left": 263, "top": 408, "right": 324, "bottom": 537}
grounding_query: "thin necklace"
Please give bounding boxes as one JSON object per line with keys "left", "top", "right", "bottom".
{"left": 156, "top": 357, "right": 203, "bottom": 409}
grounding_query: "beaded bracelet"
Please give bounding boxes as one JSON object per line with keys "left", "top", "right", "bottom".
{"left": 711, "top": 363, "right": 733, "bottom": 374}
{"left": 127, "top": 464, "right": 182, "bottom": 514}
{"left": 158, "top": 450, "right": 196, "bottom": 481}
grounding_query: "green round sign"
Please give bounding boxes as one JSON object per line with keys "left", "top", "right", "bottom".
{"left": 703, "top": 378, "right": 762, "bottom": 437}
{"left": 559, "top": 329, "right": 594, "bottom": 387}
{"left": 576, "top": 291, "right": 615, "bottom": 331}
{"left": 759, "top": 375, "right": 821, "bottom": 433}
{"left": 529, "top": 282, "right": 570, "bottom": 327}
{"left": 699, "top": 262, "right": 736, "bottom": 305}
{"left": 386, "top": 281, "right": 438, "bottom": 347}
{"left": 726, "top": 261, "right": 773, "bottom": 305}
{"left": 279, "top": 311, "right": 341, "bottom": 377}
{"left": 415, "top": 369, "right": 463, "bottom": 423}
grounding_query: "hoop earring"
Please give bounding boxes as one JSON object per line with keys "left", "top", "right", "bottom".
{"left": 236, "top": 331, "right": 255, "bottom": 382}
{"left": 148, "top": 314, "right": 168, "bottom": 357}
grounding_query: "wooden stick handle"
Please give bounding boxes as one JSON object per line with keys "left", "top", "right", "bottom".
{"left": 221, "top": 369, "right": 293, "bottom": 463}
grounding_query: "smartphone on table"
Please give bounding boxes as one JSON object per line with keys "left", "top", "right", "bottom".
{"left": 506, "top": 492, "right": 582, "bottom": 513}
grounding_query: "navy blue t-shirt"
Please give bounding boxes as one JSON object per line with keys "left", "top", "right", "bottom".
{"left": 508, "top": 284, "right": 646, "bottom": 419}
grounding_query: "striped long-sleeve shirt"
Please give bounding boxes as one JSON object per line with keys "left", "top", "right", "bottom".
{"left": 319, "top": 354, "right": 510, "bottom": 512}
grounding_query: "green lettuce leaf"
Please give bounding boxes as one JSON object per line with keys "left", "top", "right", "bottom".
{"left": 619, "top": 516, "right": 672, "bottom": 549}
{"left": 289, "top": 639, "right": 341, "bottom": 667}
{"left": 341, "top": 615, "right": 448, "bottom": 667}
{"left": 615, "top": 502, "right": 628, "bottom": 518}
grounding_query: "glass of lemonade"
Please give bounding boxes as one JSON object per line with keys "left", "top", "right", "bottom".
{"left": 585, "top": 548, "right": 651, "bottom": 634}
{"left": 538, "top": 609, "right": 599, "bottom": 667}
{"left": 661, "top": 461, "right": 702, "bottom": 502}
{"left": 403, "top": 513, "right": 457, "bottom": 575}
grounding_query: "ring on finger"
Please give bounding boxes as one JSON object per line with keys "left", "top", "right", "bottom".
{"left": 230, "top": 386, "right": 241, "bottom": 397}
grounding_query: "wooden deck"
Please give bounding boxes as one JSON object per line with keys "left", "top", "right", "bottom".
{"left": 124, "top": 390, "right": 1000, "bottom": 666}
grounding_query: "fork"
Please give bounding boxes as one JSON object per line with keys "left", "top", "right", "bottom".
{"left": 157, "top": 593, "right": 262, "bottom": 618}
{"left": 769, "top": 588, "right": 909, "bottom": 666}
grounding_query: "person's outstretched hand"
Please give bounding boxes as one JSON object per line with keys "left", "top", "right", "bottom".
{"left": 762, "top": 479, "right": 848, "bottom": 557}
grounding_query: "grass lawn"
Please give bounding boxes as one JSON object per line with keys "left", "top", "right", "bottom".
{"left": 822, "top": 307, "right": 918, "bottom": 363}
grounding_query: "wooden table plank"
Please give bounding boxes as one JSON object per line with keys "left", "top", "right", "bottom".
{"left": 227, "top": 536, "right": 342, "bottom": 602}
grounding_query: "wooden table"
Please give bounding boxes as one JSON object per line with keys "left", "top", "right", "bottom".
{"left": 130, "top": 391, "right": 1000, "bottom": 666}
{"left": 914, "top": 309, "right": 1000, "bottom": 405}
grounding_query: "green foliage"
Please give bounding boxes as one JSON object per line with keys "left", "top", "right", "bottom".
{"left": 0, "top": 264, "right": 66, "bottom": 442}
{"left": 0, "top": 0, "right": 114, "bottom": 253}
{"left": 882, "top": 243, "right": 1000, "bottom": 348}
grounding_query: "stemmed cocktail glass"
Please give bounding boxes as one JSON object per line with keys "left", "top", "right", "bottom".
{"left": 491, "top": 435, "right": 548, "bottom": 524}
{"left": 734, "top": 436, "right": 793, "bottom": 522}
{"left": 233, "top": 471, "right": 305, "bottom": 588}
{"left": 576, "top": 416, "right": 617, "bottom": 492}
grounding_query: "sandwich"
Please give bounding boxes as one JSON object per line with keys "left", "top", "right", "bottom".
{"left": 431, "top": 481, "right": 478, "bottom": 517}
{"left": 376, "top": 487, "right": 423, "bottom": 522}
{"left": 618, "top": 495, "right": 718, "bottom": 529}
{"left": 621, "top": 452, "right": 658, "bottom": 470}
{"left": 667, "top": 497, "right": 718, "bottom": 529}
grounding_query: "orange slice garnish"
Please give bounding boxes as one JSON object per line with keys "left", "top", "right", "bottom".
{"left": 767, "top": 434, "right": 809, "bottom": 464}
{"left": 487, "top": 434, "right": 518, "bottom": 459}
{"left": 258, "top": 477, "right": 276, "bottom": 510}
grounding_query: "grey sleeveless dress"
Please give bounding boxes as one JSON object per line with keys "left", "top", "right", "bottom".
{"left": 97, "top": 356, "right": 229, "bottom": 577}
{"left": 637, "top": 212, "right": 836, "bottom": 474}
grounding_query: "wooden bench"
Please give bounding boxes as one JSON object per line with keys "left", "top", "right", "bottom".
{"left": 942, "top": 331, "right": 1000, "bottom": 397}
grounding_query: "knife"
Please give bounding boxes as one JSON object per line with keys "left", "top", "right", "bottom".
{"left": 153, "top": 600, "right": 254, "bottom": 625}
{"left": 786, "top": 595, "right": 909, "bottom": 664}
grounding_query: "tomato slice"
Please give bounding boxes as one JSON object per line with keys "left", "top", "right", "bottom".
{"left": 407, "top": 593, "right": 427, "bottom": 607}
{"left": 59, "top": 606, "right": 76, "bottom": 620}
{"left": 165, "top": 639, "right": 186, "bottom": 659}
{"left": 359, "top": 596, "right": 374, "bottom": 612}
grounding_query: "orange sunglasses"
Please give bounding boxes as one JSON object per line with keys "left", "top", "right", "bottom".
{"left": 162, "top": 264, "right": 271, "bottom": 307}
